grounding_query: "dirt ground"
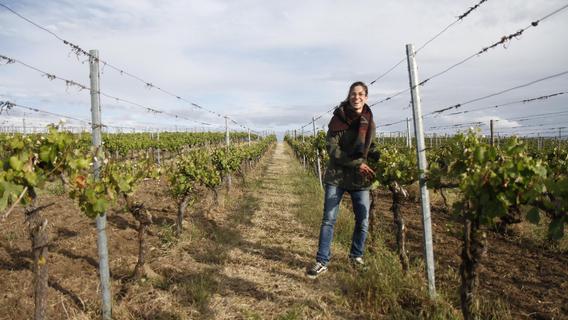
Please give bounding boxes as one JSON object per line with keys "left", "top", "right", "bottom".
{"left": 0, "top": 142, "right": 360, "bottom": 319}
{"left": 1, "top": 142, "right": 567, "bottom": 319}
{"left": 371, "top": 190, "right": 568, "bottom": 319}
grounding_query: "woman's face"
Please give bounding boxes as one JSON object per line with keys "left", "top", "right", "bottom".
{"left": 349, "top": 85, "right": 368, "bottom": 113}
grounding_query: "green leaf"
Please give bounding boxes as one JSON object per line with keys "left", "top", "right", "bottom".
{"left": 9, "top": 156, "right": 23, "bottom": 171}
{"left": 395, "top": 170, "right": 401, "bottom": 179}
{"left": 77, "top": 158, "right": 90, "bottom": 169}
{"left": 487, "top": 147, "right": 497, "bottom": 161}
{"left": 24, "top": 171, "right": 38, "bottom": 187}
{"left": 0, "top": 194, "right": 8, "bottom": 212}
{"left": 474, "top": 146, "right": 486, "bottom": 163}
{"left": 118, "top": 179, "right": 131, "bottom": 193}
{"left": 0, "top": 181, "right": 25, "bottom": 211}
{"left": 526, "top": 207, "right": 540, "bottom": 224}
{"left": 39, "top": 146, "right": 52, "bottom": 163}
{"left": 85, "top": 189, "right": 96, "bottom": 203}
{"left": 484, "top": 199, "right": 507, "bottom": 218}
{"left": 93, "top": 198, "right": 109, "bottom": 214}
{"left": 9, "top": 139, "right": 24, "bottom": 150}
{"left": 534, "top": 165, "right": 547, "bottom": 177}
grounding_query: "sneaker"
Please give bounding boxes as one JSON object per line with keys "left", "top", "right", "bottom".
{"left": 307, "top": 262, "right": 328, "bottom": 278}
{"left": 349, "top": 256, "right": 365, "bottom": 266}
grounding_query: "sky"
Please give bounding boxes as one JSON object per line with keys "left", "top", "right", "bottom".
{"left": 0, "top": 0, "right": 567, "bottom": 137}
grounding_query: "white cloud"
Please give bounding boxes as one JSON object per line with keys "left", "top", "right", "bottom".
{"left": 1, "top": 0, "right": 567, "bottom": 134}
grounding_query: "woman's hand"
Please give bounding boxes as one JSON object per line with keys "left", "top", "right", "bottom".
{"left": 359, "top": 163, "right": 375, "bottom": 177}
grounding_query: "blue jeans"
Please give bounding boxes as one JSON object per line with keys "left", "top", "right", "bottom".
{"left": 316, "top": 184, "right": 370, "bottom": 265}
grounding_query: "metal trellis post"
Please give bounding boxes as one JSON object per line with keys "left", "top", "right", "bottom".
{"left": 406, "top": 117, "right": 411, "bottom": 148}
{"left": 225, "top": 116, "right": 232, "bottom": 188}
{"left": 89, "top": 49, "right": 112, "bottom": 320}
{"left": 301, "top": 127, "right": 306, "bottom": 168}
{"left": 490, "top": 120, "right": 495, "bottom": 146}
{"left": 406, "top": 43, "right": 436, "bottom": 298}
{"left": 313, "top": 117, "right": 323, "bottom": 189}
{"left": 157, "top": 130, "right": 161, "bottom": 166}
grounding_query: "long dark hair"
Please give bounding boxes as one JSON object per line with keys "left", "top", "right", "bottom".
{"left": 340, "top": 81, "right": 368, "bottom": 107}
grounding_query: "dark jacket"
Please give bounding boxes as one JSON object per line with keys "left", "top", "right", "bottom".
{"left": 323, "top": 107, "right": 377, "bottom": 190}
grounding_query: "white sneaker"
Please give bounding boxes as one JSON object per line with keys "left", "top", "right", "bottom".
{"left": 307, "top": 262, "right": 328, "bottom": 278}
{"left": 349, "top": 256, "right": 364, "bottom": 266}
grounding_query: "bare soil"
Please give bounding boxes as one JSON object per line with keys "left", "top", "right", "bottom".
{"left": 371, "top": 190, "right": 568, "bottom": 319}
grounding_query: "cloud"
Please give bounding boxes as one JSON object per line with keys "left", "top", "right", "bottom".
{"left": 1, "top": 0, "right": 567, "bottom": 133}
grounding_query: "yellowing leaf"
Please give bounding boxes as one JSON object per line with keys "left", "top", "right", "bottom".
{"left": 9, "top": 156, "right": 22, "bottom": 171}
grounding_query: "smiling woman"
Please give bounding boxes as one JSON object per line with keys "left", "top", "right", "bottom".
{"left": 307, "top": 81, "right": 380, "bottom": 278}
{"left": 348, "top": 82, "right": 368, "bottom": 113}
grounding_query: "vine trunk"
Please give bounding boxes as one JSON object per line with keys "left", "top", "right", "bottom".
{"left": 176, "top": 194, "right": 192, "bottom": 236}
{"left": 26, "top": 189, "right": 48, "bottom": 320}
{"left": 389, "top": 185, "right": 409, "bottom": 271}
{"left": 460, "top": 211, "right": 484, "bottom": 320}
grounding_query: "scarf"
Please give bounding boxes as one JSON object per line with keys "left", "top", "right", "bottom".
{"left": 328, "top": 102, "right": 375, "bottom": 159}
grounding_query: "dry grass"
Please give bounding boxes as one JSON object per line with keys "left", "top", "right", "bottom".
{"left": 283, "top": 146, "right": 462, "bottom": 319}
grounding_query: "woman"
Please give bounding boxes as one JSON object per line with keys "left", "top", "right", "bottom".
{"left": 307, "top": 81, "right": 378, "bottom": 278}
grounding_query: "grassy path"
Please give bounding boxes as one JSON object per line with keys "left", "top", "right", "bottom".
{"left": 207, "top": 141, "right": 358, "bottom": 319}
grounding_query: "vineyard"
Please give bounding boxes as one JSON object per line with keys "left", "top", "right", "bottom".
{"left": 2, "top": 132, "right": 565, "bottom": 319}
{"left": 1, "top": 129, "right": 279, "bottom": 319}
{"left": 287, "top": 132, "right": 567, "bottom": 319}
{"left": 1, "top": 0, "right": 568, "bottom": 319}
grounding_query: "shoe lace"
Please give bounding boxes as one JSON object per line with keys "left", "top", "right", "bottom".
{"left": 312, "top": 262, "right": 324, "bottom": 271}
